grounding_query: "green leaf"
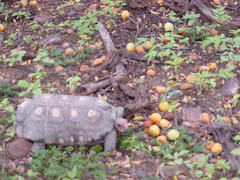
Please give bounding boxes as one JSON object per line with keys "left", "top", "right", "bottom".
{"left": 205, "top": 163, "right": 215, "bottom": 175}
{"left": 18, "top": 80, "right": 30, "bottom": 88}
{"left": 67, "top": 165, "right": 77, "bottom": 179}
{"left": 231, "top": 148, "right": 240, "bottom": 156}
{"left": 33, "top": 88, "right": 42, "bottom": 95}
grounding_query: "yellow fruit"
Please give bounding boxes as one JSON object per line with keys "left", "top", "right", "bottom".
{"left": 211, "top": 143, "right": 222, "bottom": 154}
{"left": 157, "top": 0, "right": 163, "bottom": 6}
{"left": 126, "top": 43, "right": 135, "bottom": 52}
{"left": 156, "top": 135, "right": 167, "bottom": 143}
{"left": 210, "top": 29, "right": 218, "bottom": 35}
{"left": 0, "top": 24, "right": 4, "bottom": 32}
{"left": 144, "top": 42, "right": 153, "bottom": 50}
{"left": 158, "top": 101, "right": 169, "bottom": 112}
{"left": 77, "top": 46, "right": 85, "bottom": 53}
{"left": 93, "top": 56, "right": 107, "bottom": 66}
{"left": 148, "top": 125, "right": 160, "bottom": 137}
{"left": 167, "top": 129, "right": 180, "bottom": 140}
{"left": 180, "top": 83, "right": 192, "bottom": 90}
{"left": 155, "top": 86, "right": 167, "bottom": 93}
{"left": 189, "top": 55, "right": 198, "bottom": 61}
{"left": 64, "top": 48, "right": 74, "bottom": 55}
{"left": 121, "top": 10, "right": 130, "bottom": 20}
{"left": 95, "top": 41, "right": 103, "bottom": 47}
{"left": 29, "top": 0, "right": 37, "bottom": 6}
{"left": 186, "top": 74, "right": 196, "bottom": 83}
{"left": 232, "top": 117, "right": 239, "bottom": 125}
{"left": 200, "top": 113, "right": 211, "bottom": 123}
{"left": 207, "top": 62, "right": 217, "bottom": 70}
{"left": 205, "top": 141, "right": 215, "bottom": 151}
{"left": 157, "top": 119, "right": 170, "bottom": 128}
{"left": 146, "top": 68, "right": 157, "bottom": 77}
{"left": 213, "top": 0, "right": 220, "bottom": 5}
{"left": 152, "top": 146, "right": 161, "bottom": 151}
{"left": 164, "top": 22, "right": 174, "bottom": 31}
{"left": 150, "top": 113, "right": 162, "bottom": 124}
{"left": 20, "top": 0, "right": 28, "bottom": 6}
{"left": 135, "top": 45, "right": 144, "bottom": 53}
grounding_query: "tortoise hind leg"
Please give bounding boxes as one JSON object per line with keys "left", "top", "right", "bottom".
{"left": 104, "top": 129, "right": 117, "bottom": 152}
{"left": 31, "top": 142, "right": 45, "bottom": 152}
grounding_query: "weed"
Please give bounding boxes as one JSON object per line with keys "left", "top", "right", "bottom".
{"left": 1, "top": 48, "right": 26, "bottom": 66}
{"left": 0, "top": 83, "right": 19, "bottom": 100}
{"left": 66, "top": 74, "right": 81, "bottom": 88}
{"left": 0, "top": 98, "right": 15, "bottom": 124}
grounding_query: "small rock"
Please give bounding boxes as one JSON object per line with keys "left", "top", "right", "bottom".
{"left": 182, "top": 106, "right": 201, "bottom": 122}
{"left": 220, "top": 77, "right": 240, "bottom": 97}
{"left": 55, "top": 47, "right": 65, "bottom": 53}
{"left": 33, "top": 14, "right": 52, "bottom": 23}
{"left": 136, "top": 169, "right": 150, "bottom": 179}
{"left": 68, "top": 9, "right": 76, "bottom": 17}
{"left": 8, "top": 139, "right": 33, "bottom": 159}
{"left": 39, "top": 34, "right": 64, "bottom": 45}
{"left": 0, "top": 34, "right": 4, "bottom": 42}
{"left": 81, "top": 0, "right": 88, "bottom": 2}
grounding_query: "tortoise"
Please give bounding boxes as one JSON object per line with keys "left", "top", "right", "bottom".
{"left": 14, "top": 94, "right": 128, "bottom": 152}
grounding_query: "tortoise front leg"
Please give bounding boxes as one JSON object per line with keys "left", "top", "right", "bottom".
{"left": 104, "top": 129, "right": 117, "bottom": 152}
{"left": 31, "top": 142, "right": 45, "bottom": 152}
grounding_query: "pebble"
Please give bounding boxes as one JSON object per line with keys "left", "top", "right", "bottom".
{"left": 33, "top": 14, "right": 52, "bottom": 23}
{"left": 68, "top": 9, "right": 76, "bottom": 17}
{"left": 136, "top": 169, "right": 150, "bottom": 179}
{"left": 220, "top": 77, "right": 240, "bottom": 97}
{"left": 39, "top": 34, "right": 64, "bottom": 45}
{"left": 8, "top": 139, "right": 33, "bottom": 159}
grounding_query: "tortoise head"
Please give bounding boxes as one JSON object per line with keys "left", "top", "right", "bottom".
{"left": 114, "top": 117, "right": 128, "bottom": 134}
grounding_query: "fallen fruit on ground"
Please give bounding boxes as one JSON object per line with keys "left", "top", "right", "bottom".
{"left": 148, "top": 125, "right": 160, "bottom": 137}
{"left": 29, "top": 0, "right": 37, "bottom": 6}
{"left": 144, "top": 42, "right": 153, "bottom": 50}
{"left": 121, "top": 10, "right": 130, "bottom": 20}
{"left": 232, "top": 117, "right": 239, "bottom": 125}
{"left": 156, "top": 135, "right": 167, "bottom": 143}
{"left": 158, "top": 101, "right": 169, "bottom": 112}
{"left": 152, "top": 146, "right": 161, "bottom": 151}
{"left": 80, "top": 65, "right": 89, "bottom": 72}
{"left": 211, "top": 143, "right": 222, "bottom": 154}
{"left": 207, "top": 62, "right": 217, "bottom": 70}
{"left": 213, "top": 0, "right": 220, "bottom": 5}
{"left": 146, "top": 68, "right": 157, "bottom": 77}
{"left": 189, "top": 55, "right": 198, "bottom": 61}
{"left": 126, "top": 43, "right": 135, "bottom": 52}
{"left": 238, "top": 111, "right": 240, "bottom": 118}
{"left": 20, "top": 0, "right": 28, "bottom": 6}
{"left": 167, "top": 129, "right": 180, "bottom": 140}
{"left": 66, "top": 29, "right": 74, "bottom": 35}
{"left": 157, "top": 119, "right": 170, "bottom": 128}
{"left": 210, "top": 29, "right": 218, "bottom": 35}
{"left": 95, "top": 41, "right": 103, "bottom": 47}
{"left": 150, "top": 113, "right": 162, "bottom": 124}
{"left": 64, "top": 48, "right": 74, "bottom": 55}
{"left": 186, "top": 74, "right": 196, "bottom": 83}
{"left": 180, "top": 83, "right": 192, "bottom": 90}
{"left": 93, "top": 56, "right": 107, "bottom": 66}
{"left": 143, "top": 120, "right": 153, "bottom": 128}
{"left": 222, "top": 116, "right": 231, "bottom": 123}
{"left": 200, "top": 113, "right": 211, "bottom": 123}
{"left": 162, "top": 35, "right": 170, "bottom": 43}
{"left": 0, "top": 23, "right": 4, "bottom": 32}
{"left": 55, "top": 65, "right": 64, "bottom": 72}
{"left": 135, "top": 45, "right": 144, "bottom": 53}
{"left": 77, "top": 45, "right": 85, "bottom": 53}
{"left": 157, "top": 0, "right": 163, "bottom": 6}
{"left": 155, "top": 86, "right": 167, "bottom": 93}
{"left": 205, "top": 141, "right": 215, "bottom": 151}
{"left": 164, "top": 22, "right": 174, "bottom": 31}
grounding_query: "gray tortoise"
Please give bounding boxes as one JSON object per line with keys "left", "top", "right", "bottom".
{"left": 14, "top": 94, "right": 128, "bottom": 152}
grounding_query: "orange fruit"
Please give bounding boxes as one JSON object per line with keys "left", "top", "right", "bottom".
{"left": 95, "top": 41, "right": 103, "bottom": 47}
{"left": 164, "top": 22, "right": 174, "bottom": 31}
{"left": 200, "top": 113, "right": 211, "bottom": 123}
{"left": 20, "top": 0, "right": 28, "bottom": 6}
{"left": 121, "top": 10, "right": 130, "bottom": 20}
{"left": 77, "top": 45, "right": 85, "bottom": 53}
{"left": 155, "top": 86, "right": 167, "bottom": 93}
{"left": 162, "top": 35, "right": 170, "bottom": 43}
{"left": 93, "top": 56, "right": 107, "bottom": 66}
{"left": 222, "top": 116, "right": 231, "bottom": 123}
{"left": 205, "top": 141, "right": 215, "bottom": 151}
{"left": 167, "top": 129, "right": 180, "bottom": 140}
{"left": 146, "top": 68, "right": 157, "bottom": 77}
{"left": 55, "top": 65, "right": 64, "bottom": 72}
{"left": 148, "top": 125, "right": 160, "bottom": 137}
{"left": 144, "top": 42, "right": 153, "bottom": 50}
{"left": 156, "top": 135, "right": 167, "bottom": 143}
{"left": 126, "top": 43, "right": 135, "bottom": 52}
{"left": 158, "top": 101, "right": 169, "bottom": 112}
{"left": 186, "top": 74, "right": 196, "bottom": 83}
{"left": 135, "top": 45, "right": 144, "bottom": 53}
{"left": 157, "top": 119, "right": 170, "bottom": 128}
{"left": 210, "top": 29, "right": 218, "bottom": 35}
{"left": 211, "top": 143, "right": 222, "bottom": 154}
{"left": 64, "top": 48, "right": 74, "bottom": 55}
{"left": 207, "top": 62, "right": 217, "bottom": 70}
{"left": 143, "top": 120, "right": 153, "bottom": 128}
{"left": 29, "top": 0, "right": 37, "bottom": 6}
{"left": 189, "top": 55, "right": 198, "bottom": 61}
{"left": 180, "top": 83, "right": 192, "bottom": 90}
{"left": 0, "top": 24, "right": 4, "bottom": 32}
{"left": 238, "top": 111, "right": 240, "bottom": 118}
{"left": 157, "top": 0, "right": 163, "bottom": 6}
{"left": 213, "top": 0, "right": 220, "bottom": 5}
{"left": 66, "top": 29, "right": 74, "bottom": 35}
{"left": 150, "top": 113, "right": 162, "bottom": 124}
{"left": 102, "top": 0, "right": 109, "bottom": 5}
{"left": 80, "top": 65, "right": 89, "bottom": 72}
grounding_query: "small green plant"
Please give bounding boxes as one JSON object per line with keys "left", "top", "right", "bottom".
{"left": 29, "top": 146, "right": 113, "bottom": 179}
{"left": 4, "top": 32, "right": 18, "bottom": 46}
{"left": 215, "top": 159, "right": 231, "bottom": 173}
{"left": 212, "top": 7, "right": 232, "bottom": 24}
{"left": 1, "top": 48, "right": 26, "bottom": 66}
{"left": 0, "top": 83, "right": 19, "bottom": 100}
{"left": 18, "top": 67, "right": 46, "bottom": 97}
{"left": 12, "top": 11, "right": 31, "bottom": 20}
{"left": 33, "top": 48, "right": 55, "bottom": 65}
{"left": 194, "top": 71, "right": 218, "bottom": 93}
{"left": 0, "top": 98, "right": 15, "bottom": 124}
{"left": 66, "top": 74, "right": 81, "bottom": 88}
